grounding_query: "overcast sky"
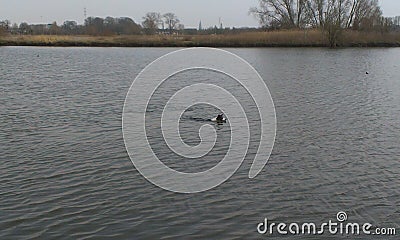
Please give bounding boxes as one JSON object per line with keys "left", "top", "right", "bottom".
{"left": 0, "top": 0, "right": 399, "bottom": 28}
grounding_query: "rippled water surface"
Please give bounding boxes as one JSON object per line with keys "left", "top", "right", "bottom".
{"left": 1, "top": 47, "right": 399, "bottom": 239}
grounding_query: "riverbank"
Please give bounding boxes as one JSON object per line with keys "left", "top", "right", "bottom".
{"left": 1, "top": 30, "right": 399, "bottom": 47}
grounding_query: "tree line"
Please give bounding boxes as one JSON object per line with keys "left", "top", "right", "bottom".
{"left": 250, "top": 0, "right": 399, "bottom": 47}
{"left": 0, "top": 12, "right": 200, "bottom": 36}
{"left": 0, "top": 12, "right": 259, "bottom": 37}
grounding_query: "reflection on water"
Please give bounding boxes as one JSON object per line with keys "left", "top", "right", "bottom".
{"left": 0, "top": 47, "right": 399, "bottom": 239}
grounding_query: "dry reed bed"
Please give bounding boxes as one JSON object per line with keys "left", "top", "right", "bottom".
{"left": 1, "top": 30, "right": 399, "bottom": 47}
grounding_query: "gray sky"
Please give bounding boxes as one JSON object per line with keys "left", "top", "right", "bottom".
{"left": 0, "top": 0, "right": 399, "bottom": 28}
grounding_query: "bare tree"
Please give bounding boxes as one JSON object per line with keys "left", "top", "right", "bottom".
{"left": 251, "top": 0, "right": 382, "bottom": 47}
{"left": 304, "top": 0, "right": 326, "bottom": 27}
{"left": 250, "top": 0, "right": 308, "bottom": 29}
{"left": 49, "top": 21, "right": 61, "bottom": 35}
{"left": 163, "top": 13, "right": 180, "bottom": 34}
{"left": 116, "top": 17, "right": 141, "bottom": 35}
{"left": 0, "top": 20, "right": 10, "bottom": 35}
{"left": 142, "top": 12, "right": 162, "bottom": 34}
{"left": 62, "top": 21, "right": 78, "bottom": 35}
{"left": 19, "top": 22, "right": 32, "bottom": 34}
{"left": 85, "top": 17, "right": 104, "bottom": 35}
{"left": 323, "top": 0, "right": 382, "bottom": 46}
{"left": 346, "top": 0, "right": 381, "bottom": 30}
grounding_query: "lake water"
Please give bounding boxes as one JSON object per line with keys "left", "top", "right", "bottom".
{"left": 1, "top": 47, "right": 399, "bottom": 239}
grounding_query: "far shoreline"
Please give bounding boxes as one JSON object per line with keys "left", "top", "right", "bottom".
{"left": 1, "top": 30, "right": 399, "bottom": 48}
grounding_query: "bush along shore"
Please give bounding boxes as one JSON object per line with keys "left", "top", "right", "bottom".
{"left": 1, "top": 30, "right": 399, "bottom": 48}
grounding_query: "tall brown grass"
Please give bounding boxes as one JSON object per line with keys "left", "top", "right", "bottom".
{"left": 1, "top": 30, "right": 399, "bottom": 47}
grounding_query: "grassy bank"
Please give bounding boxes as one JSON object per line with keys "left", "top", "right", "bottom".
{"left": 1, "top": 30, "right": 399, "bottom": 47}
